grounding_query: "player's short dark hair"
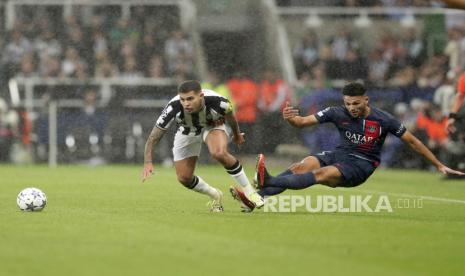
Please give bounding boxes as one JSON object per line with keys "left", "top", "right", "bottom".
{"left": 178, "top": 80, "right": 202, "bottom": 94}
{"left": 342, "top": 82, "right": 366, "bottom": 96}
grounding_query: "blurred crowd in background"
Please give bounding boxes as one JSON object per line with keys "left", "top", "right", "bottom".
{"left": 0, "top": 6, "right": 195, "bottom": 83}
{"left": 277, "top": 0, "right": 447, "bottom": 7}
{"left": 0, "top": 1, "right": 464, "bottom": 172}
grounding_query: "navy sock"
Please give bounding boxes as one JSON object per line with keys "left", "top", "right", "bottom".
{"left": 267, "top": 172, "right": 316, "bottom": 190}
{"left": 258, "top": 169, "right": 292, "bottom": 197}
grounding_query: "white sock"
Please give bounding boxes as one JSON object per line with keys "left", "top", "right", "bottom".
{"left": 190, "top": 176, "right": 219, "bottom": 199}
{"left": 226, "top": 161, "right": 255, "bottom": 196}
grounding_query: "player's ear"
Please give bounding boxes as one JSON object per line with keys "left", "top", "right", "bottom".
{"left": 199, "top": 91, "right": 204, "bottom": 98}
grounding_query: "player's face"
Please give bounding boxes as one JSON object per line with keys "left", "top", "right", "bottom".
{"left": 343, "top": 95, "right": 369, "bottom": 118}
{"left": 179, "top": 90, "right": 204, "bottom": 113}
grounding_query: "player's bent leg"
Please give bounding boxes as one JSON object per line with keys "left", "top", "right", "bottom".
{"left": 174, "top": 156, "right": 198, "bottom": 187}
{"left": 174, "top": 156, "right": 223, "bottom": 212}
{"left": 205, "top": 129, "right": 264, "bottom": 208}
{"left": 312, "top": 166, "right": 344, "bottom": 188}
{"left": 204, "top": 129, "right": 236, "bottom": 166}
{"left": 262, "top": 165, "right": 343, "bottom": 190}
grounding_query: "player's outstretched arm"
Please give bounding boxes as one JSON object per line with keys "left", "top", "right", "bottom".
{"left": 400, "top": 130, "right": 465, "bottom": 176}
{"left": 225, "top": 112, "right": 245, "bottom": 147}
{"left": 141, "top": 126, "right": 166, "bottom": 182}
{"left": 282, "top": 101, "right": 319, "bottom": 128}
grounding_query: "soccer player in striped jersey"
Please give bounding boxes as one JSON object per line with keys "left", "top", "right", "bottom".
{"left": 231, "top": 82, "right": 464, "bottom": 212}
{"left": 141, "top": 80, "right": 264, "bottom": 212}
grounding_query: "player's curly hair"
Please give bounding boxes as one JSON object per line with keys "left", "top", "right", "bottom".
{"left": 342, "top": 82, "right": 366, "bottom": 96}
{"left": 178, "top": 80, "right": 202, "bottom": 94}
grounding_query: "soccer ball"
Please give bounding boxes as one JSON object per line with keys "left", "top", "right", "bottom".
{"left": 17, "top": 188, "right": 47, "bottom": 212}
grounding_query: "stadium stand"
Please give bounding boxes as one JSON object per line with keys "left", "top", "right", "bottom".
{"left": 0, "top": 0, "right": 463, "bottom": 172}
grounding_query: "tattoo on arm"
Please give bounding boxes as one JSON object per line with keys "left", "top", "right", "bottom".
{"left": 225, "top": 113, "right": 240, "bottom": 135}
{"left": 144, "top": 127, "right": 166, "bottom": 163}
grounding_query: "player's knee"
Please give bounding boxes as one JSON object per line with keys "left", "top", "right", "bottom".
{"left": 313, "top": 170, "right": 337, "bottom": 187}
{"left": 210, "top": 149, "right": 228, "bottom": 161}
{"left": 289, "top": 162, "right": 308, "bottom": 174}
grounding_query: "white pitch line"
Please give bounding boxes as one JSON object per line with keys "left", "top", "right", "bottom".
{"left": 310, "top": 186, "right": 465, "bottom": 205}
{"left": 352, "top": 189, "right": 465, "bottom": 205}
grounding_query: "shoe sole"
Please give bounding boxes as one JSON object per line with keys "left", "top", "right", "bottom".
{"left": 229, "top": 187, "right": 255, "bottom": 212}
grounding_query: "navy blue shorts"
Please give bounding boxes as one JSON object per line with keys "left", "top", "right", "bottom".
{"left": 312, "top": 151, "right": 378, "bottom": 187}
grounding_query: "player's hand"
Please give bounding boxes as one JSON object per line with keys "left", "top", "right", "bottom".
{"left": 446, "top": 118, "right": 456, "bottom": 133}
{"left": 232, "top": 132, "right": 245, "bottom": 147}
{"left": 437, "top": 164, "right": 465, "bottom": 176}
{"left": 282, "top": 101, "right": 299, "bottom": 120}
{"left": 142, "top": 162, "right": 154, "bottom": 182}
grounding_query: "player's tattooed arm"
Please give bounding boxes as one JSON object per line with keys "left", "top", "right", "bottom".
{"left": 225, "top": 112, "right": 245, "bottom": 146}
{"left": 224, "top": 112, "right": 240, "bottom": 136}
{"left": 144, "top": 126, "right": 166, "bottom": 164}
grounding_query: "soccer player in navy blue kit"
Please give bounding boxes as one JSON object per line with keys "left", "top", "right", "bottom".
{"left": 231, "top": 82, "right": 464, "bottom": 212}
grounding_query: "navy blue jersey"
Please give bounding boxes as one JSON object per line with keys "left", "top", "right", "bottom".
{"left": 314, "top": 106, "right": 407, "bottom": 162}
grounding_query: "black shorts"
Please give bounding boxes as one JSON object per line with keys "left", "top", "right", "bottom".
{"left": 312, "top": 151, "right": 378, "bottom": 187}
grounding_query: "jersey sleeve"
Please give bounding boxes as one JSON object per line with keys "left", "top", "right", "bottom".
{"left": 155, "top": 102, "right": 177, "bottom": 130}
{"left": 314, "top": 107, "right": 337, "bottom": 124}
{"left": 220, "top": 98, "right": 233, "bottom": 115}
{"left": 208, "top": 96, "right": 233, "bottom": 116}
{"left": 386, "top": 115, "right": 407, "bottom": 138}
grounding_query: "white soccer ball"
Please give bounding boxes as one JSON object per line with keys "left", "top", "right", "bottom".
{"left": 17, "top": 188, "right": 47, "bottom": 212}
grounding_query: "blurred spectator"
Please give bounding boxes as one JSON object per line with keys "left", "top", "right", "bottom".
{"left": 387, "top": 66, "right": 416, "bottom": 88}
{"left": 146, "top": 55, "right": 166, "bottom": 78}
{"left": 16, "top": 53, "right": 38, "bottom": 78}
{"left": 0, "top": 98, "right": 18, "bottom": 162}
{"left": 368, "top": 49, "right": 389, "bottom": 86}
{"left": 67, "top": 89, "right": 107, "bottom": 161}
{"left": 342, "top": 49, "right": 368, "bottom": 80}
{"left": 202, "top": 71, "right": 233, "bottom": 103}
{"left": 293, "top": 30, "right": 320, "bottom": 77}
{"left": 417, "top": 104, "right": 448, "bottom": 157}
{"left": 434, "top": 72, "right": 456, "bottom": 116}
{"left": 444, "top": 27, "right": 461, "bottom": 72}
{"left": 61, "top": 47, "right": 86, "bottom": 77}
{"left": 164, "top": 30, "right": 193, "bottom": 75}
{"left": 34, "top": 30, "right": 62, "bottom": 62}
{"left": 402, "top": 28, "right": 425, "bottom": 67}
{"left": 257, "top": 70, "right": 292, "bottom": 153}
{"left": 41, "top": 56, "right": 61, "bottom": 77}
{"left": 92, "top": 30, "right": 109, "bottom": 61}
{"left": 329, "top": 28, "right": 359, "bottom": 61}
{"left": 109, "top": 18, "right": 139, "bottom": 47}
{"left": 95, "top": 57, "right": 119, "bottom": 78}
{"left": 227, "top": 71, "right": 259, "bottom": 153}
{"left": 120, "top": 57, "right": 143, "bottom": 80}
{"left": 2, "top": 29, "right": 32, "bottom": 68}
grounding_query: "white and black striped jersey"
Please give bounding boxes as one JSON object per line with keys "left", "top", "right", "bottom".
{"left": 155, "top": 89, "right": 233, "bottom": 135}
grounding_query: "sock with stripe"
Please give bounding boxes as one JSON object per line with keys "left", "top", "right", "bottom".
{"left": 188, "top": 175, "right": 219, "bottom": 199}
{"left": 225, "top": 160, "right": 255, "bottom": 196}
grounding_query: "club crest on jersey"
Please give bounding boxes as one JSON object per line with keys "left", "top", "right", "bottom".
{"left": 367, "top": 125, "right": 377, "bottom": 133}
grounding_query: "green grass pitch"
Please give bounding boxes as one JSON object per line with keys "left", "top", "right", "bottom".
{"left": 1, "top": 164, "right": 465, "bottom": 275}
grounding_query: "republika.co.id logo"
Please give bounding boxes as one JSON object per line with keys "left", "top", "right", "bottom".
{"left": 263, "top": 195, "right": 423, "bottom": 213}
